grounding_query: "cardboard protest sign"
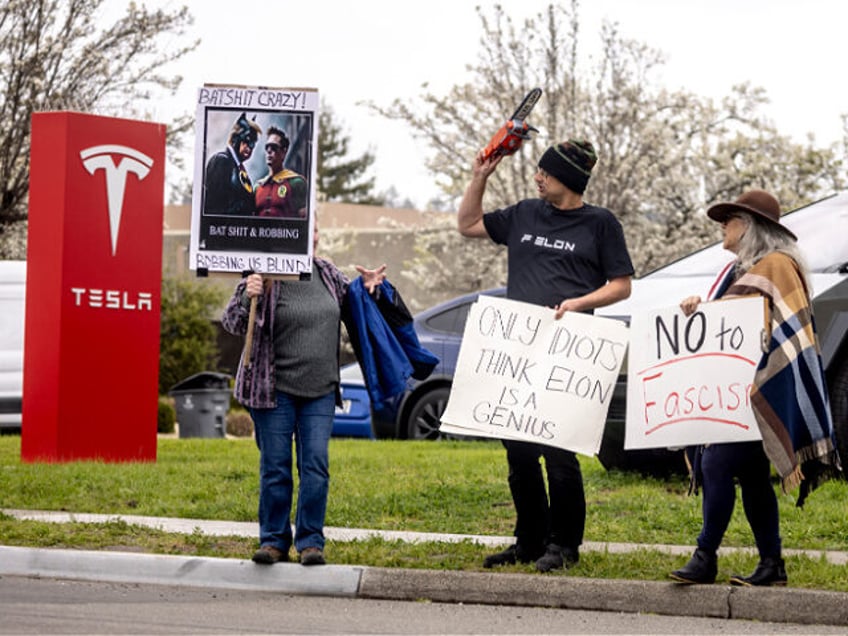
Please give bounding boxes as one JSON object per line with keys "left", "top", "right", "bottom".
{"left": 439, "top": 295, "right": 628, "bottom": 456}
{"left": 625, "top": 296, "right": 765, "bottom": 449}
{"left": 189, "top": 85, "right": 318, "bottom": 275}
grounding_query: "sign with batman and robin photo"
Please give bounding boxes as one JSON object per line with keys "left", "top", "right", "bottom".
{"left": 189, "top": 85, "right": 319, "bottom": 276}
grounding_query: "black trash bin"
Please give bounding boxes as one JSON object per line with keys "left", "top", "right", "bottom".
{"left": 168, "top": 372, "right": 233, "bottom": 439}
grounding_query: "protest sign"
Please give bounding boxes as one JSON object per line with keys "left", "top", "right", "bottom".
{"left": 439, "top": 295, "right": 628, "bottom": 456}
{"left": 189, "top": 85, "right": 318, "bottom": 275}
{"left": 625, "top": 296, "right": 765, "bottom": 449}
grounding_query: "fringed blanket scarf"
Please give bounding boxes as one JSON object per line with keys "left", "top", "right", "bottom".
{"left": 721, "top": 252, "right": 840, "bottom": 506}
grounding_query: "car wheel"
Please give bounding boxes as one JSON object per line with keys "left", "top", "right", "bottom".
{"left": 831, "top": 360, "right": 848, "bottom": 479}
{"left": 406, "top": 386, "right": 452, "bottom": 440}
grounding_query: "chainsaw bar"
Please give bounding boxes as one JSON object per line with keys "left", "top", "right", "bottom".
{"left": 480, "top": 88, "right": 543, "bottom": 161}
{"left": 510, "top": 87, "right": 542, "bottom": 121}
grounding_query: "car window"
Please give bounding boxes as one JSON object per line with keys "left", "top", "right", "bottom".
{"left": 644, "top": 192, "right": 848, "bottom": 278}
{"left": 781, "top": 193, "right": 848, "bottom": 272}
{"left": 424, "top": 301, "right": 474, "bottom": 335}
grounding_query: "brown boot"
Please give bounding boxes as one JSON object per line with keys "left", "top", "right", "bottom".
{"left": 300, "top": 547, "right": 326, "bottom": 566}
{"left": 251, "top": 545, "right": 288, "bottom": 565}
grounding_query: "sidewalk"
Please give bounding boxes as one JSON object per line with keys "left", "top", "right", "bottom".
{"left": 6, "top": 508, "right": 847, "bottom": 564}
{"left": 2, "top": 509, "right": 847, "bottom": 627}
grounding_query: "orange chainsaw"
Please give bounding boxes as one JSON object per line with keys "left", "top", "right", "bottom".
{"left": 480, "top": 88, "right": 542, "bottom": 161}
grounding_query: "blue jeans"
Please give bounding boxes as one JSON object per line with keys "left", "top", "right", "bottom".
{"left": 250, "top": 391, "right": 335, "bottom": 553}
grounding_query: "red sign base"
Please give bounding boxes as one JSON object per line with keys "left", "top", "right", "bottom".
{"left": 22, "top": 112, "right": 166, "bottom": 462}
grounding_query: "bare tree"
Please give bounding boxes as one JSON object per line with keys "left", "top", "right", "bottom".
{"left": 0, "top": 0, "right": 198, "bottom": 257}
{"left": 370, "top": 2, "right": 846, "bottom": 280}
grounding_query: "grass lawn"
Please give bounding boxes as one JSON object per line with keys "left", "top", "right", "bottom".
{"left": 1, "top": 435, "right": 846, "bottom": 590}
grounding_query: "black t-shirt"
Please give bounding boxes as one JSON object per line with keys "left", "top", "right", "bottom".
{"left": 483, "top": 199, "right": 634, "bottom": 310}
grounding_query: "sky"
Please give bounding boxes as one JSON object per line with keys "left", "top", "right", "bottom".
{"left": 143, "top": 0, "right": 847, "bottom": 207}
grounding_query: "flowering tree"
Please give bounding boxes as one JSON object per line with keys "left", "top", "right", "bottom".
{"left": 0, "top": 0, "right": 198, "bottom": 258}
{"left": 371, "top": 2, "right": 846, "bottom": 279}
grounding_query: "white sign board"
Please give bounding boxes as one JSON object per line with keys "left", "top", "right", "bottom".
{"left": 189, "top": 85, "right": 319, "bottom": 275}
{"left": 440, "top": 296, "right": 628, "bottom": 456}
{"left": 625, "top": 296, "right": 765, "bottom": 449}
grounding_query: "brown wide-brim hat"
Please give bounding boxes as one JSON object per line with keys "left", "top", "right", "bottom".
{"left": 706, "top": 189, "right": 797, "bottom": 241}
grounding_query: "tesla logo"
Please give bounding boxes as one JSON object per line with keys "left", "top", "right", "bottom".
{"left": 80, "top": 145, "right": 154, "bottom": 255}
{"left": 70, "top": 287, "right": 153, "bottom": 311}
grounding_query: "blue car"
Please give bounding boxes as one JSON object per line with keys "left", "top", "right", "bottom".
{"left": 333, "top": 286, "right": 629, "bottom": 443}
{"left": 332, "top": 362, "right": 374, "bottom": 438}
{"left": 333, "top": 287, "right": 511, "bottom": 440}
{"left": 373, "top": 287, "right": 510, "bottom": 441}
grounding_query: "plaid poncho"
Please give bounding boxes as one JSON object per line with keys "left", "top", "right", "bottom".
{"left": 723, "top": 252, "right": 840, "bottom": 506}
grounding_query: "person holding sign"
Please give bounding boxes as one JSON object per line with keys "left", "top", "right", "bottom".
{"left": 221, "top": 228, "right": 389, "bottom": 567}
{"left": 457, "top": 139, "right": 634, "bottom": 572}
{"left": 670, "top": 189, "right": 839, "bottom": 587}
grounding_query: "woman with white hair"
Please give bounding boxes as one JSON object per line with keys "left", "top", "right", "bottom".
{"left": 670, "top": 189, "right": 840, "bottom": 587}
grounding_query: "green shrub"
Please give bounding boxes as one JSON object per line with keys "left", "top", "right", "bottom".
{"left": 159, "top": 277, "right": 227, "bottom": 394}
{"left": 226, "top": 410, "right": 254, "bottom": 437}
{"left": 157, "top": 397, "right": 176, "bottom": 434}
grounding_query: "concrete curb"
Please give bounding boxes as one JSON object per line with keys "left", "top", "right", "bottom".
{"left": 1, "top": 545, "right": 847, "bottom": 627}
{"left": 729, "top": 585, "right": 848, "bottom": 626}
{"left": 359, "top": 567, "right": 848, "bottom": 626}
{"left": 360, "top": 567, "right": 730, "bottom": 618}
{"left": 0, "top": 545, "right": 362, "bottom": 596}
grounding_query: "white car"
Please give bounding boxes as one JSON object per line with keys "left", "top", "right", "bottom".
{"left": 595, "top": 191, "right": 848, "bottom": 475}
{"left": 0, "top": 260, "right": 25, "bottom": 430}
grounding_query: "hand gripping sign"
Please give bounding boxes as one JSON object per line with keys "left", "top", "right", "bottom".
{"left": 439, "top": 296, "right": 629, "bottom": 456}
{"left": 624, "top": 296, "right": 766, "bottom": 450}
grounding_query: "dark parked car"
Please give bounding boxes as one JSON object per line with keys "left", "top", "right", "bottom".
{"left": 334, "top": 192, "right": 848, "bottom": 476}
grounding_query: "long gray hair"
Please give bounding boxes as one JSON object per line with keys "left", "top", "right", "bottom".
{"left": 733, "top": 212, "right": 811, "bottom": 294}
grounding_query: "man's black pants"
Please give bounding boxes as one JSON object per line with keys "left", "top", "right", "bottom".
{"left": 503, "top": 439, "right": 586, "bottom": 554}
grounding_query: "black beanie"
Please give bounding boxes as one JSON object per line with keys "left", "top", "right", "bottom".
{"left": 538, "top": 139, "right": 597, "bottom": 194}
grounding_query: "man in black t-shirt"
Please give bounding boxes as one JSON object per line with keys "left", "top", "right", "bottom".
{"left": 457, "top": 138, "right": 634, "bottom": 573}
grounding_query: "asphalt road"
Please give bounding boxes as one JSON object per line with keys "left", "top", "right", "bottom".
{"left": 2, "top": 576, "right": 846, "bottom": 635}
{"left": 2, "top": 543, "right": 847, "bottom": 632}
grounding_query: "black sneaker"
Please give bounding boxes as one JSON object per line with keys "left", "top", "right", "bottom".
{"left": 563, "top": 546, "right": 580, "bottom": 568}
{"left": 483, "top": 544, "right": 541, "bottom": 568}
{"left": 535, "top": 544, "right": 579, "bottom": 572}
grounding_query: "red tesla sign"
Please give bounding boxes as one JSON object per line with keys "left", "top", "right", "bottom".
{"left": 22, "top": 112, "right": 166, "bottom": 462}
